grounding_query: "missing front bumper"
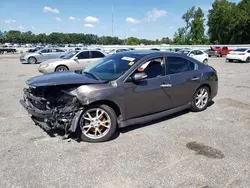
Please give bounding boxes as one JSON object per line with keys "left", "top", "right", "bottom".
{"left": 20, "top": 90, "right": 84, "bottom": 136}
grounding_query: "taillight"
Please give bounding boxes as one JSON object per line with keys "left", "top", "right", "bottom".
{"left": 239, "top": 53, "right": 245, "bottom": 55}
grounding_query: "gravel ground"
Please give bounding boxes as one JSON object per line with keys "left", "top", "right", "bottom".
{"left": 0, "top": 55, "right": 250, "bottom": 188}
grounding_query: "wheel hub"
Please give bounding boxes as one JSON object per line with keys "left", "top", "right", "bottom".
{"left": 81, "top": 108, "right": 111, "bottom": 139}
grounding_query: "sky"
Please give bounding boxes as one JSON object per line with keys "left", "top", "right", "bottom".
{"left": 0, "top": 0, "right": 241, "bottom": 40}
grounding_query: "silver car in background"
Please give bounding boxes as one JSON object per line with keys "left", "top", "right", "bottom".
{"left": 38, "top": 50, "right": 107, "bottom": 73}
{"left": 20, "top": 48, "right": 67, "bottom": 64}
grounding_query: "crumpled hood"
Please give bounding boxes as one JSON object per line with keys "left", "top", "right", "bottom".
{"left": 26, "top": 71, "right": 105, "bottom": 87}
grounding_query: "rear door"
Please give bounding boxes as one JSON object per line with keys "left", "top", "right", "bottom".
{"left": 195, "top": 50, "right": 206, "bottom": 62}
{"left": 50, "top": 49, "right": 59, "bottom": 59}
{"left": 165, "top": 56, "right": 201, "bottom": 108}
{"left": 90, "top": 51, "right": 105, "bottom": 63}
{"left": 55, "top": 49, "right": 65, "bottom": 58}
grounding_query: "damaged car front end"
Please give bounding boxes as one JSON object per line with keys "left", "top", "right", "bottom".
{"left": 20, "top": 85, "right": 84, "bottom": 137}
{"left": 20, "top": 71, "right": 107, "bottom": 138}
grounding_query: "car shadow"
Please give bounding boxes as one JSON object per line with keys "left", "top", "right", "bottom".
{"left": 120, "top": 101, "right": 214, "bottom": 134}
{"left": 33, "top": 101, "right": 214, "bottom": 142}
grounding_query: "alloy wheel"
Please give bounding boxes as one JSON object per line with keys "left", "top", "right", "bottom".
{"left": 81, "top": 108, "right": 111, "bottom": 139}
{"left": 29, "top": 57, "right": 36, "bottom": 64}
{"left": 56, "top": 66, "right": 68, "bottom": 72}
{"left": 195, "top": 88, "right": 209, "bottom": 109}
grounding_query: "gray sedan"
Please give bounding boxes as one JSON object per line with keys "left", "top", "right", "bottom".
{"left": 20, "top": 48, "right": 67, "bottom": 64}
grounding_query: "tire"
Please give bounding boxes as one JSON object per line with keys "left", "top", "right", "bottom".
{"left": 208, "top": 55, "right": 211, "bottom": 57}
{"left": 78, "top": 104, "right": 117, "bottom": 142}
{"left": 191, "top": 86, "right": 210, "bottom": 112}
{"left": 28, "top": 56, "right": 37, "bottom": 64}
{"left": 55, "top": 65, "right": 69, "bottom": 72}
{"left": 245, "top": 57, "right": 250, "bottom": 63}
{"left": 203, "top": 59, "right": 208, "bottom": 65}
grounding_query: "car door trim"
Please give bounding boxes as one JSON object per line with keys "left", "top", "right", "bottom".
{"left": 118, "top": 103, "right": 191, "bottom": 128}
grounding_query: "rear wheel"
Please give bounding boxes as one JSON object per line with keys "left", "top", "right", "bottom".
{"left": 246, "top": 57, "right": 250, "bottom": 63}
{"left": 203, "top": 59, "right": 208, "bottom": 65}
{"left": 78, "top": 105, "right": 117, "bottom": 142}
{"left": 28, "top": 56, "right": 37, "bottom": 64}
{"left": 55, "top": 65, "right": 69, "bottom": 72}
{"left": 191, "top": 86, "right": 210, "bottom": 112}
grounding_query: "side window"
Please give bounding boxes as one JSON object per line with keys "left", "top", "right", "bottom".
{"left": 196, "top": 50, "right": 204, "bottom": 55}
{"left": 190, "top": 50, "right": 196, "bottom": 55}
{"left": 167, "top": 57, "right": 190, "bottom": 74}
{"left": 134, "top": 58, "right": 165, "bottom": 79}
{"left": 40, "top": 49, "right": 51, "bottom": 53}
{"left": 77, "top": 51, "right": 90, "bottom": 59}
{"left": 91, "top": 51, "right": 105, "bottom": 58}
{"left": 247, "top": 50, "right": 250, "bottom": 53}
{"left": 51, "top": 49, "right": 57, "bottom": 53}
{"left": 189, "top": 61, "right": 195, "bottom": 70}
{"left": 56, "top": 49, "right": 64, "bottom": 52}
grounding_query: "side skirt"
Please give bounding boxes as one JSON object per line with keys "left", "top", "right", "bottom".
{"left": 118, "top": 103, "right": 191, "bottom": 128}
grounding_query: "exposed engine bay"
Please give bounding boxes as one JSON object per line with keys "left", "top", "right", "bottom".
{"left": 20, "top": 85, "right": 84, "bottom": 138}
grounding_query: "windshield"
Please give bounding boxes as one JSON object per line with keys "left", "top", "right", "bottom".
{"left": 83, "top": 54, "right": 140, "bottom": 81}
{"left": 233, "top": 48, "right": 248, "bottom": 52}
{"left": 62, "top": 51, "right": 78, "bottom": 59}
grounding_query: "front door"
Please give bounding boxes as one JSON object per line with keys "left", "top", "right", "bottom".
{"left": 165, "top": 56, "right": 201, "bottom": 108}
{"left": 123, "top": 57, "right": 171, "bottom": 120}
{"left": 40, "top": 49, "right": 52, "bottom": 61}
{"left": 76, "top": 51, "right": 91, "bottom": 69}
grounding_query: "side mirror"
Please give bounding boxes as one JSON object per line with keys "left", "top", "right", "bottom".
{"left": 73, "top": 57, "right": 78, "bottom": 61}
{"left": 189, "top": 53, "right": 194, "bottom": 57}
{"left": 131, "top": 72, "right": 147, "bottom": 82}
{"left": 39, "top": 52, "right": 42, "bottom": 55}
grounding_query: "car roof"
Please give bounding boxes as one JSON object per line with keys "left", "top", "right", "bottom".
{"left": 114, "top": 50, "right": 184, "bottom": 58}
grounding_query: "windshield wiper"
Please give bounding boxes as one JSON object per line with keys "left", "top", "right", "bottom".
{"left": 83, "top": 71, "right": 100, "bottom": 80}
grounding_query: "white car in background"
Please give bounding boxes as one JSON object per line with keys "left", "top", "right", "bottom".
{"left": 38, "top": 50, "right": 107, "bottom": 73}
{"left": 108, "top": 48, "right": 129, "bottom": 55}
{"left": 180, "top": 49, "right": 208, "bottom": 64}
{"left": 226, "top": 48, "right": 250, "bottom": 63}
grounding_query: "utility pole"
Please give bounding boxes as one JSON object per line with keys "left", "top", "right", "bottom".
{"left": 112, "top": 5, "right": 114, "bottom": 37}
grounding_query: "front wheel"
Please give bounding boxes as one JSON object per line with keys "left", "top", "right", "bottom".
{"left": 78, "top": 105, "right": 117, "bottom": 142}
{"left": 55, "top": 65, "right": 69, "bottom": 72}
{"left": 191, "top": 86, "right": 210, "bottom": 112}
{"left": 28, "top": 56, "right": 37, "bottom": 64}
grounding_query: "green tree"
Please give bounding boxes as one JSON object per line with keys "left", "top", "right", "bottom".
{"left": 5, "top": 30, "right": 22, "bottom": 43}
{"left": 0, "top": 30, "right": 3, "bottom": 43}
{"left": 160, "top": 37, "right": 172, "bottom": 44}
{"left": 190, "top": 7, "right": 205, "bottom": 44}
{"left": 182, "top": 6, "right": 195, "bottom": 43}
{"left": 233, "top": 0, "right": 250, "bottom": 44}
{"left": 173, "top": 28, "right": 186, "bottom": 44}
{"left": 124, "top": 37, "right": 140, "bottom": 45}
{"left": 207, "top": 0, "right": 237, "bottom": 44}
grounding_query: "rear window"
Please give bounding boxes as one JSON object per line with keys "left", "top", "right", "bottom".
{"left": 233, "top": 48, "right": 248, "bottom": 52}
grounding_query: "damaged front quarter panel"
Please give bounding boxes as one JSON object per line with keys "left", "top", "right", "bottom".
{"left": 21, "top": 73, "right": 125, "bottom": 138}
{"left": 20, "top": 85, "right": 86, "bottom": 137}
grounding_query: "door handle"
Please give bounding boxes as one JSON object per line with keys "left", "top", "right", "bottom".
{"left": 191, "top": 77, "right": 200, "bottom": 81}
{"left": 160, "top": 84, "right": 172, "bottom": 88}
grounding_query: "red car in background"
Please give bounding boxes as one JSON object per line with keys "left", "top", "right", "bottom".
{"left": 210, "top": 46, "right": 233, "bottom": 57}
